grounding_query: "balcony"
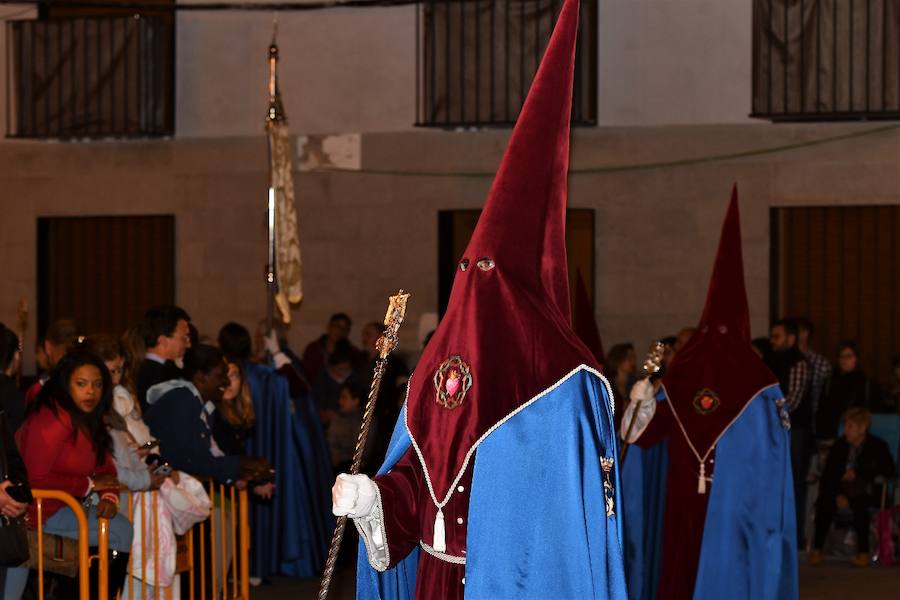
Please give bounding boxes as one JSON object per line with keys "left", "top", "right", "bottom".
{"left": 752, "top": 0, "right": 900, "bottom": 121}
{"left": 5, "top": 14, "right": 174, "bottom": 139}
{"left": 415, "top": 0, "right": 597, "bottom": 128}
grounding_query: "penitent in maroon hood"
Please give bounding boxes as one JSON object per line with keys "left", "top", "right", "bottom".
{"left": 403, "top": 0, "right": 603, "bottom": 508}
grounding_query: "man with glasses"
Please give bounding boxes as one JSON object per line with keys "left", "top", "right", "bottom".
{"left": 137, "top": 304, "right": 192, "bottom": 412}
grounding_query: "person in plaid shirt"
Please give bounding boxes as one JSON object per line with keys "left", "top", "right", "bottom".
{"left": 768, "top": 318, "right": 812, "bottom": 545}
{"left": 796, "top": 317, "right": 832, "bottom": 435}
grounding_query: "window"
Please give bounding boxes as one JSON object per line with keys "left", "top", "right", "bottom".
{"left": 752, "top": 0, "right": 900, "bottom": 121}
{"left": 6, "top": 1, "right": 175, "bottom": 138}
{"left": 416, "top": 0, "right": 598, "bottom": 127}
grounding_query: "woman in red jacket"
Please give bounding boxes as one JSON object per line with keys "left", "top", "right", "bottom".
{"left": 9, "top": 350, "right": 133, "bottom": 598}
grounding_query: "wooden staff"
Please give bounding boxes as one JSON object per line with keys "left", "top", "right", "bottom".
{"left": 318, "top": 289, "right": 411, "bottom": 600}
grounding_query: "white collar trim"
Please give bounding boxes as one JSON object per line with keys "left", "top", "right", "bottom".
{"left": 404, "top": 364, "right": 615, "bottom": 512}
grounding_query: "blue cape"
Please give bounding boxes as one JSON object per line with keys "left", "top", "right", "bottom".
{"left": 245, "top": 362, "right": 335, "bottom": 577}
{"left": 693, "top": 385, "right": 797, "bottom": 600}
{"left": 622, "top": 385, "right": 797, "bottom": 600}
{"left": 620, "top": 389, "right": 668, "bottom": 600}
{"left": 357, "top": 367, "right": 628, "bottom": 599}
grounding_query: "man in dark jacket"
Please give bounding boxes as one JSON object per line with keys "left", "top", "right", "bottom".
{"left": 137, "top": 305, "right": 191, "bottom": 412}
{"left": 768, "top": 317, "right": 812, "bottom": 544}
{"left": 809, "top": 407, "right": 896, "bottom": 567}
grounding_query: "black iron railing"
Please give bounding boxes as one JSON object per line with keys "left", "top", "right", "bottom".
{"left": 6, "top": 15, "right": 174, "bottom": 138}
{"left": 752, "top": 0, "right": 900, "bottom": 121}
{"left": 416, "top": 0, "right": 597, "bottom": 127}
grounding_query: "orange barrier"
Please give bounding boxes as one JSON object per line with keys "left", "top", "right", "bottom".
{"left": 29, "top": 485, "right": 251, "bottom": 600}
{"left": 29, "top": 490, "right": 97, "bottom": 600}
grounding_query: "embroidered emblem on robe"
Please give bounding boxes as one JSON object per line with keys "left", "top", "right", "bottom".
{"left": 600, "top": 457, "right": 615, "bottom": 517}
{"left": 434, "top": 356, "right": 473, "bottom": 409}
{"left": 693, "top": 388, "right": 720, "bottom": 415}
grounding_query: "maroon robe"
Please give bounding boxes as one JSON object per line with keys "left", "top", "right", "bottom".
{"left": 374, "top": 448, "right": 474, "bottom": 599}
{"left": 633, "top": 401, "right": 715, "bottom": 599}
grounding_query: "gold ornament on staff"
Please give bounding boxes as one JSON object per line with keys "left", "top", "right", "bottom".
{"left": 318, "top": 289, "right": 411, "bottom": 600}
{"left": 619, "top": 341, "right": 665, "bottom": 463}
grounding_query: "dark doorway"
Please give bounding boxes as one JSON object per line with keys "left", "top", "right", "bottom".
{"left": 37, "top": 215, "right": 176, "bottom": 339}
{"left": 771, "top": 205, "right": 900, "bottom": 386}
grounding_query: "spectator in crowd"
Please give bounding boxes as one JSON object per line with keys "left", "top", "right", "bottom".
{"left": 796, "top": 317, "right": 832, "bottom": 433}
{"left": 302, "top": 313, "right": 356, "bottom": 387}
{"left": 816, "top": 342, "right": 884, "bottom": 440}
{"left": 212, "top": 361, "right": 255, "bottom": 457}
{"left": 25, "top": 318, "right": 80, "bottom": 404}
{"left": 137, "top": 305, "right": 192, "bottom": 412}
{"left": 606, "top": 342, "right": 637, "bottom": 424}
{"left": 13, "top": 351, "right": 132, "bottom": 597}
{"left": 809, "top": 407, "right": 896, "bottom": 568}
{"left": 311, "top": 339, "right": 356, "bottom": 427}
{"left": 0, "top": 371, "right": 30, "bottom": 599}
{"left": 144, "top": 344, "right": 271, "bottom": 486}
{"left": 116, "top": 327, "right": 155, "bottom": 447}
{"left": 328, "top": 381, "right": 367, "bottom": 473}
{"left": 83, "top": 334, "right": 172, "bottom": 493}
{"left": 751, "top": 336, "right": 775, "bottom": 366}
{"left": 0, "top": 323, "right": 25, "bottom": 433}
{"left": 769, "top": 317, "right": 812, "bottom": 544}
{"left": 358, "top": 321, "right": 409, "bottom": 466}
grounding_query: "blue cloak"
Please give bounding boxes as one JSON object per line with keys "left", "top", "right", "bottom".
{"left": 693, "top": 385, "right": 797, "bottom": 600}
{"left": 245, "top": 362, "right": 334, "bottom": 578}
{"left": 622, "top": 385, "right": 797, "bottom": 600}
{"left": 620, "top": 388, "right": 668, "bottom": 600}
{"left": 357, "top": 367, "right": 628, "bottom": 600}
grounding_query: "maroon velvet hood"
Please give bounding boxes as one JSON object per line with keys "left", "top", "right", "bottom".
{"left": 661, "top": 186, "right": 778, "bottom": 457}
{"left": 405, "top": 0, "right": 599, "bottom": 499}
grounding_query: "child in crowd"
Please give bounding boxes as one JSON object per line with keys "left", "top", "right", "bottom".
{"left": 327, "top": 381, "right": 370, "bottom": 474}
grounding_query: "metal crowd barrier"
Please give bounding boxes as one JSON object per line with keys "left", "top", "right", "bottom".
{"left": 30, "top": 481, "right": 250, "bottom": 600}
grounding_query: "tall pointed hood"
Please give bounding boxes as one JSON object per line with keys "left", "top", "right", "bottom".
{"left": 573, "top": 270, "right": 606, "bottom": 370}
{"left": 404, "top": 0, "right": 598, "bottom": 504}
{"left": 662, "top": 186, "right": 778, "bottom": 460}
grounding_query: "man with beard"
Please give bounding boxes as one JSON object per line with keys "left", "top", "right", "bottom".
{"left": 768, "top": 317, "right": 812, "bottom": 544}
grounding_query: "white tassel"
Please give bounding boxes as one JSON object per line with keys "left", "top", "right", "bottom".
{"left": 433, "top": 509, "right": 446, "bottom": 552}
{"left": 697, "top": 462, "right": 707, "bottom": 494}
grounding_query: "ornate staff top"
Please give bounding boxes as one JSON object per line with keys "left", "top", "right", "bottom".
{"left": 267, "top": 23, "right": 286, "bottom": 124}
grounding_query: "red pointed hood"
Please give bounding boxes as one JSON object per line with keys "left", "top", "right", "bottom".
{"left": 662, "top": 186, "right": 777, "bottom": 457}
{"left": 404, "top": 0, "right": 598, "bottom": 500}
{"left": 573, "top": 270, "right": 606, "bottom": 370}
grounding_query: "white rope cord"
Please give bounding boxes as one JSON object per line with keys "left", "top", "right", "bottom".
{"left": 405, "top": 364, "right": 614, "bottom": 513}
{"left": 662, "top": 382, "right": 781, "bottom": 492}
{"left": 419, "top": 541, "right": 467, "bottom": 565}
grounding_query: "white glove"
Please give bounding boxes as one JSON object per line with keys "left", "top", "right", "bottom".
{"left": 264, "top": 330, "right": 281, "bottom": 356}
{"left": 630, "top": 379, "right": 656, "bottom": 409}
{"left": 620, "top": 379, "right": 657, "bottom": 443}
{"left": 332, "top": 473, "right": 377, "bottom": 518}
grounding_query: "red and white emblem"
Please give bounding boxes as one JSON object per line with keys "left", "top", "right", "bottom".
{"left": 693, "top": 388, "right": 721, "bottom": 415}
{"left": 433, "top": 355, "right": 473, "bottom": 410}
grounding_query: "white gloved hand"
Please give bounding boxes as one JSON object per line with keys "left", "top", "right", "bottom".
{"left": 264, "top": 330, "right": 281, "bottom": 356}
{"left": 620, "top": 379, "right": 657, "bottom": 443}
{"left": 629, "top": 379, "right": 656, "bottom": 409}
{"left": 332, "top": 473, "right": 377, "bottom": 518}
